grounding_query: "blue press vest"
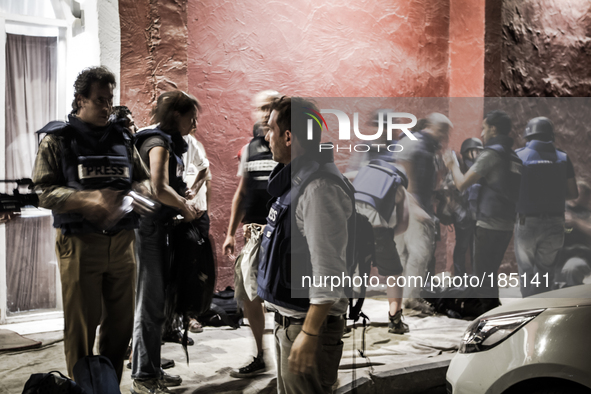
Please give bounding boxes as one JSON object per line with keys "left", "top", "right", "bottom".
{"left": 476, "top": 138, "right": 522, "bottom": 221}
{"left": 242, "top": 136, "right": 277, "bottom": 225}
{"left": 353, "top": 159, "right": 408, "bottom": 221}
{"left": 134, "top": 127, "right": 187, "bottom": 220}
{"left": 256, "top": 154, "right": 355, "bottom": 312}
{"left": 516, "top": 140, "right": 567, "bottom": 215}
{"left": 37, "top": 116, "right": 137, "bottom": 234}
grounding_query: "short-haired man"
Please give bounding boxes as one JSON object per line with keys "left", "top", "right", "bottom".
{"left": 395, "top": 113, "right": 452, "bottom": 309}
{"left": 444, "top": 110, "right": 522, "bottom": 299}
{"left": 111, "top": 105, "right": 138, "bottom": 135}
{"left": 32, "top": 66, "right": 150, "bottom": 380}
{"left": 223, "top": 90, "right": 279, "bottom": 378}
{"left": 257, "top": 97, "right": 354, "bottom": 393}
{"left": 514, "top": 117, "right": 578, "bottom": 296}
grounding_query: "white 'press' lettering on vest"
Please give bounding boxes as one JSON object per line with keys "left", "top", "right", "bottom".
{"left": 78, "top": 165, "right": 130, "bottom": 179}
{"left": 269, "top": 207, "right": 278, "bottom": 222}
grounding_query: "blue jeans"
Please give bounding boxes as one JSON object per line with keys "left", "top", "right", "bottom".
{"left": 514, "top": 216, "right": 565, "bottom": 297}
{"left": 131, "top": 219, "right": 171, "bottom": 380}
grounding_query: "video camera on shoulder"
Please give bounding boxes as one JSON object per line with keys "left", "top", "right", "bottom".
{"left": 0, "top": 179, "right": 39, "bottom": 213}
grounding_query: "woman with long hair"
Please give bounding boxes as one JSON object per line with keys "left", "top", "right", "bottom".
{"left": 130, "top": 90, "right": 200, "bottom": 394}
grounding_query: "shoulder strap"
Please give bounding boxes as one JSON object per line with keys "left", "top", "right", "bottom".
{"left": 484, "top": 144, "right": 507, "bottom": 156}
{"left": 134, "top": 128, "right": 173, "bottom": 151}
{"left": 36, "top": 121, "right": 69, "bottom": 136}
{"left": 366, "top": 159, "right": 408, "bottom": 188}
{"left": 556, "top": 149, "right": 567, "bottom": 162}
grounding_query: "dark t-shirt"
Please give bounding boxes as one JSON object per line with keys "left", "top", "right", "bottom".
{"left": 397, "top": 134, "right": 438, "bottom": 214}
{"left": 471, "top": 150, "right": 515, "bottom": 231}
{"left": 138, "top": 135, "right": 170, "bottom": 170}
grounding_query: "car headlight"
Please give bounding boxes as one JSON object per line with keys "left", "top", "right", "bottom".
{"left": 459, "top": 309, "right": 545, "bottom": 354}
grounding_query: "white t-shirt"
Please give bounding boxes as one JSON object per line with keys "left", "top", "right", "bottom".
{"left": 183, "top": 134, "right": 211, "bottom": 211}
{"left": 236, "top": 143, "right": 249, "bottom": 177}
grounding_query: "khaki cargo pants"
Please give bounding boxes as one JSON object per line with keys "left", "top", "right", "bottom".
{"left": 56, "top": 229, "right": 136, "bottom": 381}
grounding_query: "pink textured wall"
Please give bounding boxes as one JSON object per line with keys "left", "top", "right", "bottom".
{"left": 120, "top": 0, "right": 591, "bottom": 290}
{"left": 186, "top": 0, "right": 452, "bottom": 287}
{"left": 449, "top": 0, "right": 485, "bottom": 98}
{"left": 447, "top": 0, "right": 486, "bottom": 148}
{"left": 120, "top": 0, "right": 189, "bottom": 127}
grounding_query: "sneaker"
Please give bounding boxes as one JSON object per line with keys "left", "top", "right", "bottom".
{"left": 160, "top": 370, "right": 182, "bottom": 387}
{"left": 131, "top": 379, "right": 172, "bottom": 394}
{"left": 229, "top": 354, "right": 267, "bottom": 378}
{"left": 388, "top": 310, "right": 410, "bottom": 334}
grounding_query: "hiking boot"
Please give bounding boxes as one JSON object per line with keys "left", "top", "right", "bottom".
{"left": 131, "top": 379, "right": 172, "bottom": 394}
{"left": 160, "top": 371, "right": 182, "bottom": 387}
{"left": 388, "top": 310, "right": 410, "bottom": 334}
{"left": 229, "top": 354, "right": 267, "bottom": 378}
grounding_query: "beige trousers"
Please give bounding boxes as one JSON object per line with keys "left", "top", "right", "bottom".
{"left": 56, "top": 229, "right": 136, "bottom": 381}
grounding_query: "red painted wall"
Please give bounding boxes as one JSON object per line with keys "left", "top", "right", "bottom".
{"left": 120, "top": 0, "right": 189, "bottom": 126}
{"left": 123, "top": 0, "right": 547, "bottom": 287}
{"left": 186, "top": 0, "right": 454, "bottom": 287}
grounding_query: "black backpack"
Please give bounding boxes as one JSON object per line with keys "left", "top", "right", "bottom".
{"left": 199, "top": 287, "right": 243, "bottom": 329}
{"left": 22, "top": 371, "right": 85, "bottom": 394}
{"left": 421, "top": 282, "right": 501, "bottom": 319}
{"left": 72, "top": 356, "right": 120, "bottom": 394}
{"left": 347, "top": 212, "right": 375, "bottom": 323}
{"left": 166, "top": 220, "right": 216, "bottom": 361}
{"left": 167, "top": 221, "right": 216, "bottom": 317}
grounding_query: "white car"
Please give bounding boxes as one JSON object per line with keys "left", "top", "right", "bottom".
{"left": 446, "top": 284, "right": 591, "bottom": 394}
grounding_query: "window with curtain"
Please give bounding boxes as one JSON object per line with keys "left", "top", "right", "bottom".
{"left": 5, "top": 33, "right": 58, "bottom": 313}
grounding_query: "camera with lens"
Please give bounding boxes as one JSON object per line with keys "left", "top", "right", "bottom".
{"left": 0, "top": 179, "right": 39, "bottom": 213}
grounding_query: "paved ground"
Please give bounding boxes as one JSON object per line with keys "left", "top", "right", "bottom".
{"left": 0, "top": 297, "right": 473, "bottom": 394}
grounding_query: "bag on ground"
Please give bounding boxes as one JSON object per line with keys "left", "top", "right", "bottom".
{"left": 72, "top": 355, "right": 120, "bottom": 394}
{"left": 22, "top": 370, "right": 85, "bottom": 394}
{"left": 199, "top": 287, "right": 243, "bottom": 329}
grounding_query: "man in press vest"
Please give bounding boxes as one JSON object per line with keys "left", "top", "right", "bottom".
{"left": 514, "top": 117, "right": 578, "bottom": 296}
{"left": 444, "top": 110, "right": 522, "bottom": 300}
{"left": 257, "top": 96, "right": 354, "bottom": 393}
{"left": 32, "top": 66, "right": 150, "bottom": 380}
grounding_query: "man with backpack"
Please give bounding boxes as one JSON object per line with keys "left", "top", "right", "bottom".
{"left": 257, "top": 96, "right": 354, "bottom": 393}
{"left": 223, "top": 90, "right": 280, "bottom": 378}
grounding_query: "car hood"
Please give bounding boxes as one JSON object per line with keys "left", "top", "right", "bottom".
{"left": 482, "top": 284, "right": 591, "bottom": 317}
